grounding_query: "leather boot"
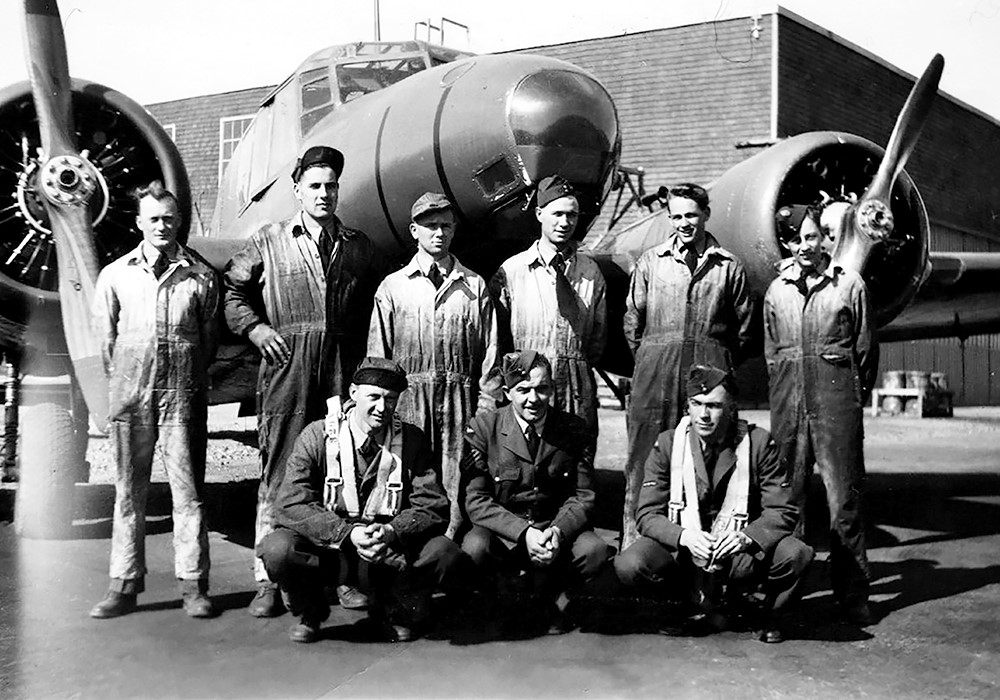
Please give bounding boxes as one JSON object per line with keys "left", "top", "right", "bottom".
{"left": 248, "top": 582, "right": 284, "bottom": 617}
{"left": 90, "top": 591, "right": 138, "bottom": 619}
{"left": 180, "top": 579, "right": 215, "bottom": 618}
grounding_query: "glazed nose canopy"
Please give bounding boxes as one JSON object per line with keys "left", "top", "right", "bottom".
{"left": 508, "top": 69, "right": 618, "bottom": 203}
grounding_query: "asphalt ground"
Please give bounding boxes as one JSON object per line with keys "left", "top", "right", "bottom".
{"left": 1, "top": 406, "right": 999, "bottom": 699}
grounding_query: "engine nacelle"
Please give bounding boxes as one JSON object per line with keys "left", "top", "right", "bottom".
{"left": 0, "top": 78, "right": 188, "bottom": 368}
{"left": 709, "top": 131, "right": 930, "bottom": 328}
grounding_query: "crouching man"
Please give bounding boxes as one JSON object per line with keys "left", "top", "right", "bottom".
{"left": 615, "top": 365, "right": 813, "bottom": 643}
{"left": 460, "top": 350, "right": 613, "bottom": 633}
{"left": 258, "top": 357, "right": 465, "bottom": 643}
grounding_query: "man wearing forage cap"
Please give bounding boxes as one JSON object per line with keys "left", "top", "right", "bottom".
{"left": 764, "top": 204, "right": 877, "bottom": 626}
{"left": 258, "top": 357, "right": 466, "bottom": 643}
{"left": 224, "top": 144, "right": 385, "bottom": 617}
{"left": 368, "top": 192, "right": 499, "bottom": 540}
{"left": 489, "top": 175, "right": 607, "bottom": 442}
{"left": 460, "top": 350, "right": 612, "bottom": 634}
{"left": 616, "top": 364, "right": 813, "bottom": 643}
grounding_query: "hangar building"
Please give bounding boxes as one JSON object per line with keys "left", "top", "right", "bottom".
{"left": 146, "top": 6, "right": 1000, "bottom": 404}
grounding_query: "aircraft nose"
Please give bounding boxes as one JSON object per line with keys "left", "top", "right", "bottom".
{"left": 507, "top": 69, "right": 619, "bottom": 210}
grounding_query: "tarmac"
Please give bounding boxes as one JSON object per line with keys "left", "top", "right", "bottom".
{"left": 1, "top": 406, "right": 999, "bottom": 699}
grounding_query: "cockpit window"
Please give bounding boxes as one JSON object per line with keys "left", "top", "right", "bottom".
{"left": 335, "top": 57, "right": 428, "bottom": 103}
{"left": 300, "top": 67, "right": 335, "bottom": 133}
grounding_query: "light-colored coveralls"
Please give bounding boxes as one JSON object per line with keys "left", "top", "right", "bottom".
{"left": 763, "top": 258, "right": 877, "bottom": 603}
{"left": 223, "top": 214, "right": 381, "bottom": 582}
{"left": 368, "top": 254, "right": 499, "bottom": 537}
{"left": 489, "top": 241, "right": 607, "bottom": 437}
{"left": 621, "top": 232, "right": 753, "bottom": 548}
{"left": 92, "top": 243, "right": 218, "bottom": 592}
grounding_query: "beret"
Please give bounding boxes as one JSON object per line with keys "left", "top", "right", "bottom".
{"left": 352, "top": 356, "right": 408, "bottom": 393}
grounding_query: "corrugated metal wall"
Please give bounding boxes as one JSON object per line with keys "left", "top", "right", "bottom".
{"left": 879, "top": 333, "right": 1000, "bottom": 405}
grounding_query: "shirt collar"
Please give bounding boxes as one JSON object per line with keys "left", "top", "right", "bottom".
{"left": 777, "top": 255, "right": 841, "bottom": 282}
{"left": 126, "top": 242, "right": 192, "bottom": 268}
{"left": 403, "top": 253, "right": 466, "bottom": 281}
{"left": 653, "top": 231, "right": 731, "bottom": 260}
{"left": 528, "top": 239, "right": 578, "bottom": 269}
{"left": 292, "top": 212, "right": 345, "bottom": 240}
{"left": 347, "top": 407, "right": 384, "bottom": 448}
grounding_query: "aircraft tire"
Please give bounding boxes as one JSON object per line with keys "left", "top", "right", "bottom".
{"left": 14, "top": 402, "right": 76, "bottom": 539}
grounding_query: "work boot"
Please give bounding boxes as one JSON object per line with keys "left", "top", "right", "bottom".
{"left": 90, "top": 591, "right": 138, "bottom": 619}
{"left": 841, "top": 600, "right": 875, "bottom": 626}
{"left": 180, "top": 579, "right": 215, "bottom": 619}
{"left": 337, "top": 584, "right": 370, "bottom": 610}
{"left": 248, "top": 582, "right": 284, "bottom": 618}
{"left": 288, "top": 618, "right": 322, "bottom": 644}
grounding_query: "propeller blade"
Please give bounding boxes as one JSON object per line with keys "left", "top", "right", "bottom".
{"left": 865, "top": 54, "right": 944, "bottom": 203}
{"left": 47, "top": 204, "right": 110, "bottom": 427}
{"left": 22, "top": 0, "right": 76, "bottom": 157}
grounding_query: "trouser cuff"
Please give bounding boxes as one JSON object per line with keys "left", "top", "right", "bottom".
{"left": 109, "top": 577, "right": 145, "bottom": 595}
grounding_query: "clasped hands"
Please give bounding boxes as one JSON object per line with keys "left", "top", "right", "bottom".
{"left": 524, "top": 525, "right": 562, "bottom": 566}
{"left": 349, "top": 523, "right": 397, "bottom": 563}
{"left": 679, "top": 527, "right": 752, "bottom": 563}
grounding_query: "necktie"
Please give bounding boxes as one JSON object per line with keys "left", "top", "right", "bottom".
{"left": 550, "top": 251, "right": 580, "bottom": 328}
{"left": 318, "top": 227, "right": 335, "bottom": 271}
{"left": 551, "top": 251, "right": 566, "bottom": 277}
{"left": 359, "top": 435, "right": 379, "bottom": 465}
{"left": 795, "top": 272, "right": 811, "bottom": 297}
{"left": 684, "top": 245, "right": 698, "bottom": 274}
{"left": 152, "top": 253, "right": 170, "bottom": 280}
{"left": 428, "top": 263, "right": 444, "bottom": 289}
{"left": 525, "top": 423, "right": 540, "bottom": 460}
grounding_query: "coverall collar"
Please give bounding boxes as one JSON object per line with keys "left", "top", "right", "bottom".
{"left": 529, "top": 239, "right": 578, "bottom": 269}
{"left": 777, "top": 255, "right": 842, "bottom": 282}
{"left": 653, "top": 231, "right": 731, "bottom": 261}
{"left": 125, "top": 242, "right": 193, "bottom": 269}
{"left": 290, "top": 213, "right": 352, "bottom": 240}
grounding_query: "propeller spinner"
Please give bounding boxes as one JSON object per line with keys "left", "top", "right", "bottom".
{"left": 21, "top": 0, "right": 109, "bottom": 425}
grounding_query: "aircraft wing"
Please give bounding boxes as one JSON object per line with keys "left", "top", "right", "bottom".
{"left": 880, "top": 251, "right": 1000, "bottom": 341}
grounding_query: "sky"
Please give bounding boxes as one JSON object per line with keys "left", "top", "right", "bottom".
{"left": 0, "top": 0, "right": 997, "bottom": 119}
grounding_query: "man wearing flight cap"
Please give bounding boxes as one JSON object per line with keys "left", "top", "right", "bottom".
{"left": 616, "top": 364, "right": 813, "bottom": 643}
{"left": 224, "top": 145, "right": 384, "bottom": 617}
{"left": 489, "top": 175, "right": 607, "bottom": 440}
{"left": 257, "top": 357, "right": 465, "bottom": 643}
{"left": 764, "top": 204, "right": 877, "bottom": 626}
{"left": 460, "top": 350, "right": 612, "bottom": 633}
{"left": 368, "top": 192, "right": 499, "bottom": 539}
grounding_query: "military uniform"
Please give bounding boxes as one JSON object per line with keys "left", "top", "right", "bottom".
{"left": 621, "top": 231, "right": 753, "bottom": 548}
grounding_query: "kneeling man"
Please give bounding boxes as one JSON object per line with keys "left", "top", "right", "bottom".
{"left": 258, "top": 357, "right": 463, "bottom": 643}
{"left": 615, "top": 365, "right": 813, "bottom": 642}
{"left": 461, "top": 350, "right": 612, "bottom": 632}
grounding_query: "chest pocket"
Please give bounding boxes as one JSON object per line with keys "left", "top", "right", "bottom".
{"left": 165, "top": 276, "right": 202, "bottom": 338}
{"left": 493, "top": 459, "right": 523, "bottom": 503}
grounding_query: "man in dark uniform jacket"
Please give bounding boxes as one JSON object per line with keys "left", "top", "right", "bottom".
{"left": 615, "top": 365, "right": 813, "bottom": 643}
{"left": 258, "top": 357, "right": 465, "bottom": 643}
{"left": 460, "top": 350, "right": 612, "bottom": 632}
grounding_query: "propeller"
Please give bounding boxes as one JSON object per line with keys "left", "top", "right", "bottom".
{"left": 22, "top": 0, "right": 109, "bottom": 426}
{"left": 831, "top": 54, "right": 945, "bottom": 275}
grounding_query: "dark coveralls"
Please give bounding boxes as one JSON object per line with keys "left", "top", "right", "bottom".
{"left": 224, "top": 214, "right": 382, "bottom": 582}
{"left": 616, "top": 423, "right": 813, "bottom": 615}
{"left": 621, "top": 232, "right": 753, "bottom": 548}
{"left": 763, "top": 259, "right": 877, "bottom": 604}
{"left": 460, "top": 405, "right": 612, "bottom": 601}
{"left": 257, "top": 415, "right": 464, "bottom": 626}
{"left": 92, "top": 243, "right": 218, "bottom": 592}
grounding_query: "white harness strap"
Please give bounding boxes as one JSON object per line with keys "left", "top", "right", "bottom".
{"left": 668, "top": 417, "right": 752, "bottom": 539}
{"left": 323, "top": 397, "right": 404, "bottom": 519}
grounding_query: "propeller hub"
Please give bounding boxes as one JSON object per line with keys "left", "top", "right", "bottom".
{"left": 856, "top": 198, "right": 894, "bottom": 242}
{"left": 39, "top": 154, "right": 96, "bottom": 206}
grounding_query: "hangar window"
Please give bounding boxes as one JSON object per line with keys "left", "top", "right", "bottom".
{"left": 218, "top": 114, "right": 255, "bottom": 184}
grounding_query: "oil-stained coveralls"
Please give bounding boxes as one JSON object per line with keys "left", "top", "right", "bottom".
{"left": 621, "top": 232, "right": 753, "bottom": 547}
{"left": 764, "top": 259, "right": 877, "bottom": 604}
{"left": 92, "top": 243, "right": 218, "bottom": 591}
{"left": 224, "top": 214, "right": 381, "bottom": 582}
{"left": 368, "top": 255, "right": 499, "bottom": 537}
{"left": 489, "top": 242, "right": 607, "bottom": 437}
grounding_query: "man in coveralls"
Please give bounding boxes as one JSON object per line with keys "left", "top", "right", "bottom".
{"left": 615, "top": 365, "right": 813, "bottom": 643}
{"left": 489, "top": 176, "right": 606, "bottom": 440}
{"left": 224, "top": 145, "right": 383, "bottom": 616}
{"left": 90, "top": 181, "right": 218, "bottom": 619}
{"left": 764, "top": 204, "right": 877, "bottom": 625}
{"left": 460, "top": 350, "right": 612, "bottom": 633}
{"left": 621, "top": 183, "right": 754, "bottom": 549}
{"left": 258, "top": 358, "right": 465, "bottom": 643}
{"left": 368, "top": 192, "right": 498, "bottom": 538}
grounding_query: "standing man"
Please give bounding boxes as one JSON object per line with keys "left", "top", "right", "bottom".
{"left": 490, "top": 175, "right": 607, "bottom": 439}
{"left": 616, "top": 365, "right": 813, "bottom": 643}
{"left": 764, "top": 204, "right": 877, "bottom": 625}
{"left": 621, "top": 183, "right": 754, "bottom": 549}
{"left": 368, "top": 192, "right": 498, "bottom": 538}
{"left": 461, "top": 351, "right": 612, "bottom": 633}
{"left": 258, "top": 358, "right": 465, "bottom": 643}
{"left": 224, "top": 145, "right": 383, "bottom": 617}
{"left": 90, "top": 181, "right": 218, "bottom": 619}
